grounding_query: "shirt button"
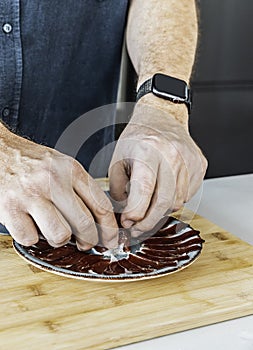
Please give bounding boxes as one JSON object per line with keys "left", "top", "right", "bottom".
{"left": 2, "top": 107, "right": 10, "bottom": 118}
{"left": 2, "top": 23, "right": 13, "bottom": 34}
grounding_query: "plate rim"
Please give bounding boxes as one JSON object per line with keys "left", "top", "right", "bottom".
{"left": 13, "top": 239, "right": 203, "bottom": 282}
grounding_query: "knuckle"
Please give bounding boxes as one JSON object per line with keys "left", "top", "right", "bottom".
{"left": 157, "top": 196, "right": 171, "bottom": 211}
{"left": 72, "top": 158, "right": 82, "bottom": 169}
{"left": 202, "top": 156, "right": 208, "bottom": 173}
{"left": 73, "top": 159, "right": 87, "bottom": 177}
{"left": 142, "top": 135, "right": 160, "bottom": 149}
{"left": 3, "top": 196, "right": 19, "bottom": 213}
{"left": 40, "top": 155, "right": 73, "bottom": 186}
{"left": 139, "top": 178, "right": 154, "bottom": 193}
{"left": 95, "top": 198, "right": 114, "bottom": 217}
{"left": 20, "top": 170, "right": 50, "bottom": 196}
{"left": 195, "top": 152, "right": 208, "bottom": 177}
{"left": 77, "top": 214, "right": 95, "bottom": 233}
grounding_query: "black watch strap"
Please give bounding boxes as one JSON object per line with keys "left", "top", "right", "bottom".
{"left": 136, "top": 78, "right": 153, "bottom": 101}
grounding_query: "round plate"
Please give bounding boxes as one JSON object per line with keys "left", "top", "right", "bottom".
{"left": 13, "top": 216, "right": 204, "bottom": 282}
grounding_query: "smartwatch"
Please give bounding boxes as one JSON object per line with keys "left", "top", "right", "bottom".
{"left": 136, "top": 73, "right": 192, "bottom": 113}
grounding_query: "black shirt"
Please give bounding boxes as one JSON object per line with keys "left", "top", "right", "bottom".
{"left": 0, "top": 0, "right": 129, "bottom": 176}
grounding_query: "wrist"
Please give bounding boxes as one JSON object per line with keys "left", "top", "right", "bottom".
{"left": 136, "top": 93, "right": 189, "bottom": 128}
{"left": 136, "top": 73, "right": 191, "bottom": 127}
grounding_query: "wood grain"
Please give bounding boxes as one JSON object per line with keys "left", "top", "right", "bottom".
{"left": 1, "top": 206, "right": 253, "bottom": 349}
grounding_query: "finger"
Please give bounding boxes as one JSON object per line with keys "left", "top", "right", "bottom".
{"left": 186, "top": 153, "right": 208, "bottom": 201}
{"left": 173, "top": 165, "right": 190, "bottom": 211}
{"left": 73, "top": 163, "right": 118, "bottom": 249}
{"left": 51, "top": 184, "right": 99, "bottom": 249}
{"left": 130, "top": 163, "right": 177, "bottom": 236}
{"left": 121, "top": 159, "right": 158, "bottom": 228}
{"left": 70, "top": 194, "right": 99, "bottom": 251}
{"left": 5, "top": 212, "right": 39, "bottom": 246}
{"left": 109, "top": 159, "right": 129, "bottom": 208}
{"left": 28, "top": 200, "right": 72, "bottom": 247}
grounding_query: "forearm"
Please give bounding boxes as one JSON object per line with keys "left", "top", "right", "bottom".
{"left": 0, "top": 121, "right": 14, "bottom": 148}
{"left": 126, "top": 0, "right": 198, "bottom": 124}
{"left": 0, "top": 121, "right": 17, "bottom": 144}
{"left": 0, "top": 120, "right": 24, "bottom": 149}
{"left": 0, "top": 121, "right": 8, "bottom": 136}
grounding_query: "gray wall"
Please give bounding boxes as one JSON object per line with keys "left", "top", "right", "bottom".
{"left": 190, "top": 0, "right": 253, "bottom": 177}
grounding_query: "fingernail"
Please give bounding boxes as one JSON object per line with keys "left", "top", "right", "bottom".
{"left": 122, "top": 219, "right": 134, "bottom": 228}
{"left": 22, "top": 238, "right": 39, "bottom": 247}
{"left": 76, "top": 241, "right": 93, "bottom": 251}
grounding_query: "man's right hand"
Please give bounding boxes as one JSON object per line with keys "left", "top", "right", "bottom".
{"left": 0, "top": 124, "right": 118, "bottom": 250}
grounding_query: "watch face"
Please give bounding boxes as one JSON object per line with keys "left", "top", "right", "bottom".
{"left": 152, "top": 73, "right": 188, "bottom": 101}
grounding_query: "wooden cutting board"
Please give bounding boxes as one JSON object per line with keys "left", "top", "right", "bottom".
{"left": 1, "top": 208, "right": 253, "bottom": 350}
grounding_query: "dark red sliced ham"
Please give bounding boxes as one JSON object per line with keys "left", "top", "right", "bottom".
{"left": 23, "top": 216, "right": 204, "bottom": 276}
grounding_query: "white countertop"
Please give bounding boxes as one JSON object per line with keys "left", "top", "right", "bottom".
{"left": 118, "top": 174, "right": 253, "bottom": 350}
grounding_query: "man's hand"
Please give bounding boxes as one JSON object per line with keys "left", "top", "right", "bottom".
{"left": 0, "top": 125, "right": 118, "bottom": 249}
{"left": 109, "top": 101, "right": 207, "bottom": 237}
{"left": 118, "top": 0, "right": 203, "bottom": 237}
